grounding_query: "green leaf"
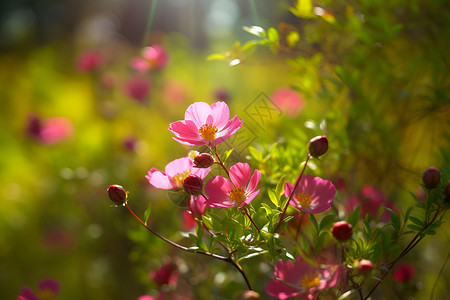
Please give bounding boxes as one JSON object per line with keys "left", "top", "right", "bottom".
{"left": 407, "top": 224, "right": 423, "bottom": 231}
{"left": 248, "top": 146, "right": 262, "bottom": 161}
{"left": 206, "top": 53, "right": 228, "bottom": 61}
{"left": 221, "top": 149, "right": 234, "bottom": 163}
{"left": 309, "top": 214, "right": 319, "bottom": 233}
{"left": 409, "top": 216, "right": 424, "bottom": 228}
{"left": 319, "top": 214, "right": 337, "bottom": 231}
{"left": 385, "top": 207, "right": 400, "bottom": 230}
{"left": 276, "top": 176, "right": 286, "bottom": 198}
{"left": 242, "top": 26, "right": 266, "bottom": 38}
{"left": 347, "top": 206, "right": 360, "bottom": 227}
{"left": 267, "top": 27, "right": 279, "bottom": 43}
{"left": 286, "top": 31, "right": 300, "bottom": 48}
{"left": 268, "top": 189, "right": 279, "bottom": 207}
{"left": 143, "top": 202, "right": 151, "bottom": 226}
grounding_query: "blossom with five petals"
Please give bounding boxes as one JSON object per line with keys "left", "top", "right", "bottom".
{"left": 265, "top": 255, "right": 341, "bottom": 300}
{"left": 146, "top": 157, "right": 210, "bottom": 190}
{"left": 285, "top": 174, "right": 335, "bottom": 214}
{"left": 205, "top": 162, "right": 260, "bottom": 208}
{"left": 169, "top": 101, "right": 243, "bottom": 147}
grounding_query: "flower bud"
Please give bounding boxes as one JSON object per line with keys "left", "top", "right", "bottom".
{"left": 189, "top": 151, "right": 215, "bottom": 168}
{"left": 308, "top": 135, "right": 328, "bottom": 157}
{"left": 236, "top": 291, "right": 261, "bottom": 300}
{"left": 357, "top": 259, "right": 373, "bottom": 275}
{"left": 422, "top": 167, "right": 440, "bottom": 189}
{"left": 183, "top": 175, "right": 203, "bottom": 196}
{"left": 331, "top": 221, "right": 353, "bottom": 242}
{"left": 107, "top": 185, "right": 127, "bottom": 205}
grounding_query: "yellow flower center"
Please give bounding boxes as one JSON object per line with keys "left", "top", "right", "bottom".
{"left": 229, "top": 187, "right": 246, "bottom": 204}
{"left": 296, "top": 192, "right": 312, "bottom": 207}
{"left": 300, "top": 273, "right": 320, "bottom": 290}
{"left": 199, "top": 124, "right": 218, "bottom": 141}
{"left": 172, "top": 170, "right": 191, "bottom": 186}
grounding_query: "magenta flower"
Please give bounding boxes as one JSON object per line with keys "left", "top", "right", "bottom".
{"left": 265, "top": 256, "right": 340, "bottom": 300}
{"left": 146, "top": 157, "right": 210, "bottom": 190}
{"left": 284, "top": 174, "right": 336, "bottom": 214}
{"left": 169, "top": 101, "right": 243, "bottom": 147}
{"left": 77, "top": 50, "right": 104, "bottom": 72}
{"left": 124, "top": 76, "right": 151, "bottom": 103}
{"left": 204, "top": 163, "right": 260, "bottom": 208}
{"left": 183, "top": 195, "right": 207, "bottom": 230}
{"left": 393, "top": 263, "right": 416, "bottom": 283}
{"left": 151, "top": 262, "right": 178, "bottom": 286}
{"left": 131, "top": 44, "right": 168, "bottom": 72}
{"left": 26, "top": 114, "right": 74, "bottom": 145}
{"left": 18, "top": 278, "right": 60, "bottom": 300}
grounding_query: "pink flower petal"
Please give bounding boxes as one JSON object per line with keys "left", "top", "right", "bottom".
{"left": 210, "top": 101, "right": 230, "bottom": 129}
{"left": 184, "top": 102, "right": 212, "bottom": 127}
{"left": 229, "top": 163, "right": 251, "bottom": 188}
{"left": 164, "top": 157, "right": 192, "bottom": 177}
{"left": 38, "top": 278, "right": 60, "bottom": 295}
{"left": 210, "top": 115, "right": 243, "bottom": 147}
{"left": 146, "top": 170, "right": 175, "bottom": 189}
{"left": 189, "top": 195, "right": 207, "bottom": 218}
{"left": 169, "top": 120, "right": 202, "bottom": 141}
{"left": 265, "top": 279, "right": 302, "bottom": 300}
{"left": 205, "top": 176, "right": 234, "bottom": 207}
{"left": 131, "top": 57, "right": 150, "bottom": 72}
{"left": 191, "top": 166, "right": 211, "bottom": 180}
{"left": 242, "top": 188, "right": 260, "bottom": 206}
{"left": 247, "top": 169, "right": 261, "bottom": 193}
{"left": 19, "top": 287, "right": 39, "bottom": 300}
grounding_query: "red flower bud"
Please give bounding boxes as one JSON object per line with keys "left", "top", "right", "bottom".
{"left": 308, "top": 136, "right": 328, "bottom": 157}
{"left": 183, "top": 175, "right": 203, "bottom": 196}
{"left": 422, "top": 167, "right": 440, "bottom": 189}
{"left": 357, "top": 259, "right": 373, "bottom": 275}
{"left": 393, "top": 263, "right": 416, "bottom": 282}
{"left": 331, "top": 221, "right": 353, "bottom": 242}
{"left": 107, "top": 185, "right": 127, "bottom": 205}
{"left": 193, "top": 153, "right": 215, "bottom": 168}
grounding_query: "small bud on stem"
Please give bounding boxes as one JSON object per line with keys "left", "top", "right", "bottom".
{"left": 332, "top": 221, "right": 353, "bottom": 242}
{"left": 357, "top": 259, "right": 374, "bottom": 275}
{"left": 308, "top": 136, "right": 328, "bottom": 158}
{"left": 422, "top": 167, "right": 440, "bottom": 189}
{"left": 107, "top": 185, "right": 128, "bottom": 205}
{"left": 183, "top": 175, "right": 203, "bottom": 196}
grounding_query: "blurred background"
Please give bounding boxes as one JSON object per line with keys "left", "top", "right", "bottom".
{"left": 0, "top": 0, "right": 449, "bottom": 299}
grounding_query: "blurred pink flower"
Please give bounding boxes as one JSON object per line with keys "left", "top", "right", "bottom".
{"left": 205, "top": 162, "right": 261, "bottom": 208}
{"left": 77, "top": 50, "right": 104, "bottom": 72}
{"left": 146, "top": 157, "right": 210, "bottom": 190}
{"left": 26, "top": 114, "right": 74, "bottom": 145}
{"left": 393, "top": 263, "right": 416, "bottom": 283}
{"left": 345, "top": 185, "right": 396, "bottom": 222}
{"left": 151, "top": 262, "right": 178, "bottom": 286}
{"left": 265, "top": 255, "right": 340, "bottom": 300}
{"left": 131, "top": 45, "right": 168, "bottom": 72}
{"left": 138, "top": 296, "right": 156, "bottom": 300}
{"left": 284, "top": 174, "right": 336, "bottom": 214}
{"left": 163, "top": 80, "right": 191, "bottom": 103}
{"left": 213, "top": 88, "right": 230, "bottom": 101}
{"left": 18, "top": 278, "right": 60, "bottom": 300}
{"left": 169, "top": 101, "right": 242, "bottom": 147}
{"left": 124, "top": 76, "right": 151, "bottom": 103}
{"left": 271, "top": 87, "right": 304, "bottom": 117}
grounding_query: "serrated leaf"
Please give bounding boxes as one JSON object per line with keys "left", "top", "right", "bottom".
{"left": 242, "top": 25, "right": 266, "bottom": 37}
{"left": 143, "top": 202, "right": 151, "bottom": 226}
{"left": 268, "top": 189, "right": 279, "bottom": 207}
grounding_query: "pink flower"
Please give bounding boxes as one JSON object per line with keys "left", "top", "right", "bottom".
{"left": 271, "top": 87, "right": 304, "bottom": 117}
{"left": 393, "top": 263, "right": 416, "bottom": 283}
{"left": 345, "top": 185, "right": 396, "bottom": 222}
{"left": 77, "top": 50, "right": 104, "bottom": 72}
{"left": 131, "top": 44, "right": 168, "bottom": 72}
{"left": 284, "top": 174, "right": 336, "bottom": 214}
{"left": 138, "top": 296, "right": 156, "bottom": 300}
{"left": 145, "top": 157, "right": 210, "bottom": 190}
{"left": 151, "top": 262, "right": 178, "bottom": 286}
{"left": 26, "top": 114, "right": 74, "bottom": 145}
{"left": 124, "top": 76, "right": 151, "bottom": 103}
{"left": 169, "top": 101, "right": 243, "bottom": 147}
{"left": 18, "top": 278, "right": 60, "bottom": 300}
{"left": 265, "top": 255, "right": 340, "bottom": 300}
{"left": 204, "top": 162, "right": 260, "bottom": 208}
